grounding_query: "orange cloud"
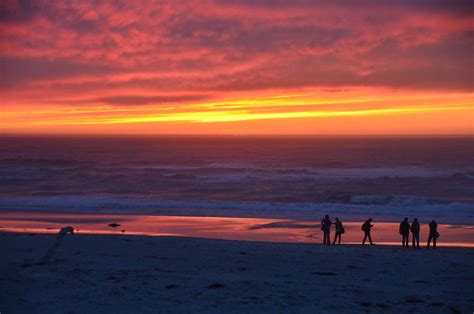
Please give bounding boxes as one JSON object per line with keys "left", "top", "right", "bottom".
{"left": 0, "top": 0, "right": 473, "bottom": 135}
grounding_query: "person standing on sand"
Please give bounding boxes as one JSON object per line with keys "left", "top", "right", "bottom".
{"left": 321, "top": 215, "right": 332, "bottom": 245}
{"left": 427, "top": 220, "right": 439, "bottom": 249}
{"left": 399, "top": 217, "right": 410, "bottom": 248}
{"left": 362, "top": 218, "right": 374, "bottom": 245}
{"left": 333, "top": 217, "right": 344, "bottom": 245}
{"left": 410, "top": 218, "right": 420, "bottom": 248}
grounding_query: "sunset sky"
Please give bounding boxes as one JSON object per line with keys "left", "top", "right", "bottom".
{"left": 1, "top": 0, "right": 473, "bottom": 135}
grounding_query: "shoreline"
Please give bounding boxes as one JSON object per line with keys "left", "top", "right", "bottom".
{"left": 2, "top": 230, "right": 474, "bottom": 250}
{"left": 1, "top": 211, "right": 473, "bottom": 248}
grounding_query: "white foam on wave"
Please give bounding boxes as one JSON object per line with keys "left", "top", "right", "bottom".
{"left": 0, "top": 195, "right": 472, "bottom": 225}
{"left": 197, "top": 166, "right": 463, "bottom": 182}
{"left": 315, "top": 166, "right": 460, "bottom": 179}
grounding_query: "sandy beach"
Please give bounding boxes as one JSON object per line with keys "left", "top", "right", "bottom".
{"left": 1, "top": 232, "right": 473, "bottom": 313}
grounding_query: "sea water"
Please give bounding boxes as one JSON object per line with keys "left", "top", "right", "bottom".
{"left": 0, "top": 135, "right": 473, "bottom": 224}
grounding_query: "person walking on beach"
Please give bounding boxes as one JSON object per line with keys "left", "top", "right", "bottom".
{"left": 321, "top": 215, "right": 332, "bottom": 245}
{"left": 399, "top": 217, "right": 410, "bottom": 248}
{"left": 361, "top": 218, "right": 374, "bottom": 245}
{"left": 427, "top": 219, "right": 439, "bottom": 249}
{"left": 333, "top": 217, "right": 345, "bottom": 245}
{"left": 410, "top": 218, "right": 420, "bottom": 248}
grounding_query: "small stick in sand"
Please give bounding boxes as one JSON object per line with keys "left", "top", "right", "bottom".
{"left": 38, "top": 226, "right": 74, "bottom": 265}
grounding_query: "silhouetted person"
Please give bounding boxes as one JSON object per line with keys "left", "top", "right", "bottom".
{"left": 321, "top": 215, "right": 332, "bottom": 245}
{"left": 399, "top": 217, "right": 410, "bottom": 248}
{"left": 427, "top": 220, "right": 439, "bottom": 249}
{"left": 410, "top": 218, "right": 420, "bottom": 248}
{"left": 332, "top": 217, "right": 344, "bottom": 245}
{"left": 361, "top": 218, "right": 374, "bottom": 245}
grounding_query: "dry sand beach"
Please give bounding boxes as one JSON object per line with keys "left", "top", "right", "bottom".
{"left": 1, "top": 232, "right": 473, "bottom": 313}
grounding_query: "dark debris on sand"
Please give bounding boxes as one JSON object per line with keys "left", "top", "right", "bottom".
{"left": 208, "top": 283, "right": 225, "bottom": 289}
{"left": 312, "top": 271, "right": 336, "bottom": 276}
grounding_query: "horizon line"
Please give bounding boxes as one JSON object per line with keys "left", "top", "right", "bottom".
{"left": 1, "top": 133, "right": 473, "bottom": 138}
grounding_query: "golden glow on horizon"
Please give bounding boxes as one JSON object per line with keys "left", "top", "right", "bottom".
{"left": 2, "top": 89, "right": 473, "bottom": 134}
{"left": 59, "top": 105, "right": 472, "bottom": 124}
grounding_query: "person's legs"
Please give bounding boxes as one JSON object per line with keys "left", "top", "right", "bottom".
{"left": 338, "top": 233, "right": 341, "bottom": 245}
{"left": 415, "top": 234, "right": 420, "bottom": 248}
{"left": 324, "top": 231, "right": 330, "bottom": 244}
{"left": 404, "top": 235, "right": 409, "bottom": 247}
{"left": 427, "top": 235, "right": 432, "bottom": 248}
{"left": 368, "top": 232, "right": 373, "bottom": 245}
{"left": 333, "top": 232, "right": 338, "bottom": 244}
{"left": 433, "top": 236, "right": 436, "bottom": 249}
{"left": 363, "top": 233, "right": 367, "bottom": 244}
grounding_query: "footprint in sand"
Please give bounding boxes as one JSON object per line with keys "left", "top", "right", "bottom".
{"left": 405, "top": 296, "right": 426, "bottom": 304}
{"left": 312, "top": 271, "right": 336, "bottom": 276}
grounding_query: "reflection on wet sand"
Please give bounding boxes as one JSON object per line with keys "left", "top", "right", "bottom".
{"left": 0, "top": 211, "right": 473, "bottom": 247}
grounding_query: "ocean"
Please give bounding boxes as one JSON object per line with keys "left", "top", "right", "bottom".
{"left": 1, "top": 136, "right": 473, "bottom": 224}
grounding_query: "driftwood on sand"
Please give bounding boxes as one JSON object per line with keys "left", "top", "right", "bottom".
{"left": 38, "top": 226, "right": 74, "bottom": 265}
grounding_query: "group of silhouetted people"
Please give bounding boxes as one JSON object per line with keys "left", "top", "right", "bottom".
{"left": 399, "top": 217, "right": 439, "bottom": 249}
{"left": 320, "top": 215, "right": 440, "bottom": 248}
{"left": 321, "top": 215, "right": 346, "bottom": 245}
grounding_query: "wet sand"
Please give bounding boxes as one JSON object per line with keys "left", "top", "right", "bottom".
{"left": 1, "top": 232, "right": 473, "bottom": 313}
{"left": 0, "top": 211, "right": 473, "bottom": 247}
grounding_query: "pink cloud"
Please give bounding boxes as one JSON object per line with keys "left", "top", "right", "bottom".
{"left": 1, "top": 0, "right": 472, "bottom": 110}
